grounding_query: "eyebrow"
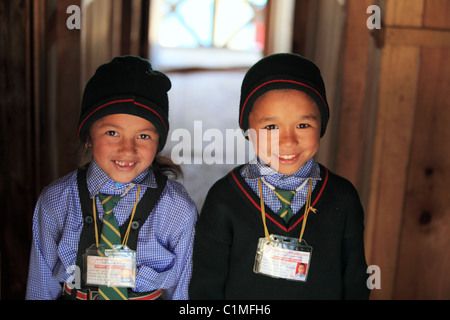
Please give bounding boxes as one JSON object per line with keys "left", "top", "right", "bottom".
{"left": 97, "top": 122, "right": 158, "bottom": 133}
{"left": 259, "top": 114, "right": 319, "bottom": 122}
{"left": 300, "top": 115, "right": 319, "bottom": 121}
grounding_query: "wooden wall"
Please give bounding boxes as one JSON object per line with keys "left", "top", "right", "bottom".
{"left": 1, "top": 0, "right": 448, "bottom": 300}
{"left": 333, "top": 0, "right": 450, "bottom": 299}
{"left": 368, "top": 0, "right": 450, "bottom": 300}
{"left": 0, "top": 0, "right": 149, "bottom": 300}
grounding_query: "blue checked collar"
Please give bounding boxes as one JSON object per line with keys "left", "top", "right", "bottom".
{"left": 86, "top": 160, "right": 157, "bottom": 198}
{"left": 241, "top": 157, "right": 321, "bottom": 190}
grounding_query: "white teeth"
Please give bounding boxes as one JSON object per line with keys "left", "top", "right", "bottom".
{"left": 115, "top": 161, "right": 135, "bottom": 167}
{"left": 279, "top": 155, "right": 296, "bottom": 160}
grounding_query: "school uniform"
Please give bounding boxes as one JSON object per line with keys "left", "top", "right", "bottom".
{"left": 26, "top": 160, "right": 198, "bottom": 300}
{"left": 189, "top": 158, "right": 370, "bottom": 299}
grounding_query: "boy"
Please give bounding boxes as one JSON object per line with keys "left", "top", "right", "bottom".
{"left": 189, "top": 53, "right": 370, "bottom": 299}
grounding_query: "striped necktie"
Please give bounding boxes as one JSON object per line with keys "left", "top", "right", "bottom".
{"left": 97, "top": 194, "right": 128, "bottom": 300}
{"left": 273, "top": 188, "right": 296, "bottom": 223}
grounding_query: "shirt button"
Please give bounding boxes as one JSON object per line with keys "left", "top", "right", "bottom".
{"left": 115, "top": 182, "right": 122, "bottom": 188}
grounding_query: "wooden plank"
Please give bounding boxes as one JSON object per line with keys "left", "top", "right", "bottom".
{"left": 393, "top": 48, "right": 450, "bottom": 299}
{"left": 81, "top": 0, "right": 114, "bottom": 84}
{"left": 384, "top": 0, "right": 424, "bottom": 27}
{"left": 55, "top": 0, "right": 81, "bottom": 176}
{"left": 385, "top": 27, "right": 450, "bottom": 48}
{"left": 424, "top": 0, "right": 450, "bottom": 29}
{"left": 334, "top": 0, "right": 373, "bottom": 186}
{"left": 0, "top": 0, "right": 36, "bottom": 299}
{"left": 365, "top": 45, "right": 420, "bottom": 300}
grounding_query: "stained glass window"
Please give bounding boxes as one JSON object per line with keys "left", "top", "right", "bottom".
{"left": 154, "top": 0, "right": 267, "bottom": 52}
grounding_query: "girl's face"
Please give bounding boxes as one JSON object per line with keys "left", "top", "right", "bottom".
{"left": 248, "top": 89, "right": 321, "bottom": 175}
{"left": 89, "top": 114, "right": 159, "bottom": 183}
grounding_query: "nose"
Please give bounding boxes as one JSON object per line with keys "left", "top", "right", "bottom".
{"left": 279, "top": 128, "right": 298, "bottom": 148}
{"left": 119, "top": 137, "right": 137, "bottom": 154}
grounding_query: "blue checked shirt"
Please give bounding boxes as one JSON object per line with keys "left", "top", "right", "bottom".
{"left": 26, "top": 160, "right": 198, "bottom": 300}
{"left": 240, "top": 158, "right": 321, "bottom": 214}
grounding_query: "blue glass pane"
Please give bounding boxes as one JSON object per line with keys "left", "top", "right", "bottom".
{"left": 214, "top": 0, "right": 253, "bottom": 48}
{"left": 159, "top": 14, "right": 198, "bottom": 47}
{"left": 178, "top": 0, "right": 214, "bottom": 47}
{"left": 247, "top": 0, "right": 267, "bottom": 8}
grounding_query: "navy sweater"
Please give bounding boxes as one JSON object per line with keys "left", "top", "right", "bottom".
{"left": 189, "top": 164, "right": 370, "bottom": 300}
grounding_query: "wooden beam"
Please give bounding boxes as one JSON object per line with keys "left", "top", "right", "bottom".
{"left": 385, "top": 27, "right": 450, "bottom": 48}
{"left": 384, "top": 0, "right": 425, "bottom": 27}
{"left": 365, "top": 45, "right": 420, "bottom": 300}
{"left": 55, "top": 0, "right": 81, "bottom": 175}
{"left": 393, "top": 47, "right": 450, "bottom": 299}
{"left": 334, "top": 0, "right": 373, "bottom": 187}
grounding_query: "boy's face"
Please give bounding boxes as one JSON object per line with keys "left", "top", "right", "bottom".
{"left": 248, "top": 89, "right": 321, "bottom": 175}
{"left": 89, "top": 113, "right": 159, "bottom": 183}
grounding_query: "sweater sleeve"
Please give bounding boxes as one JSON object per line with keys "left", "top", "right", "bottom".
{"left": 189, "top": 179, "right": 233, "bottom": 300}
{"left": 340, "top": 180, "right": 371, "bottom": 300}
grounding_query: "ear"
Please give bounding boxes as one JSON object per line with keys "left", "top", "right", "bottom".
{"left": 246, "top": 128, "right": 257, "bottom": 143}
{"left": 84, "top": 134, "right": 93, "bottom": 148}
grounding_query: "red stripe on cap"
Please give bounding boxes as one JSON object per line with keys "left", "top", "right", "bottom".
{"left": 78, "top": 99, "right": 168, "bottom": 137}
{"left": 239, "top": 79, "right": 329, "bottom": 126}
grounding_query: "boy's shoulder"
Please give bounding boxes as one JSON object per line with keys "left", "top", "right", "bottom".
{"left": 208, "top": 165, "right": 244, "bottom": 190}
{"left": 318, "top": 164, "right": 358, "bottom": 192}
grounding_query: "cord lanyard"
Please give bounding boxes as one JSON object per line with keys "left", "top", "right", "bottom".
{"left": 254, "top": 178, "right": 315, "bottom": 282}
{"left": 92, "top": 185, "right": 141, "bottom": 249}
{"left": 84, "top": 185, "right": 141, "bottom": 288}
{"left": 257, "top": 178, "right": 316, "bottom": 243}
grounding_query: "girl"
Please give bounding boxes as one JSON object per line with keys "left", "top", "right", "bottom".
{"left": 26, "top": 56, "right": 197, "bottom": 300}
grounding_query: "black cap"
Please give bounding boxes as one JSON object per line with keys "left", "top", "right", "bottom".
{"left": 239, "top": 53, "right": 329, "bottom": 137}
{"left": 78, "top": 56, "right": 171, "bottom": 150}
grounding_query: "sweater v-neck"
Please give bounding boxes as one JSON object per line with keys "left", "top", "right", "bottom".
{"left": 229, "top": 164, "right": 329, "bottom": 233}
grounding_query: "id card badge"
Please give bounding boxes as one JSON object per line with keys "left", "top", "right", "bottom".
{"left": 84, "top": 244, "right": 137, "bottom": 288}
{"left": 253, "top": 234, "right": 312, "bottom": 282}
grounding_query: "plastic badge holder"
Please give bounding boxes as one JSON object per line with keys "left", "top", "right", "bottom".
{"left": 84, "top": 244, "right": 137, "bottom": 288}
{"left": 254, "top": 234, "right": 312, "bottom": 282}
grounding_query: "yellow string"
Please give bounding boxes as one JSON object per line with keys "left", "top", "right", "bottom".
{"left": 122, "top": 185, "right": 141, "bottom": 247}
{"left": 258, "top": 178, "right": 271, "bottom": 243}
{"left": 258, "top": 178, "right": 316, "bottom": 244}
{"left": 298, "top": 179, "right": 314, "bottom": 243}
{"left": 92, "top": 185, "right": 141, "bottom": 249}
{"left": 93, "top": 197, "right": 99, "bottom": 248}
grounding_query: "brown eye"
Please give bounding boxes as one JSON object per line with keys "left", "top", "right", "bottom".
{"left": 106, "top": 130, "right": 118, "bottom": 136}
{"left": 264, "top": 124, "right": 278, "bottom": 130}
{"left": 138, "top": 134, "right": 151, "bottom": 139}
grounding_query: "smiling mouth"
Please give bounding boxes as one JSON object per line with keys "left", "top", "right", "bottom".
{"left": 114, "top": 160, "right": 136, "bottom": 167}
{"left": 277, "top": 154, "right": 297, "bottom": 160}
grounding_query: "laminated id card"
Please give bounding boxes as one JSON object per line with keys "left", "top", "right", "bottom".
{"left": 84, "top": 245, "right": 136, "bottom": 288}
{"left": 254, "top": 234, "right": 312, "bottom": 282}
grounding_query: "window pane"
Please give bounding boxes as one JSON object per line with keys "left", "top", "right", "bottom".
{"left": 214, "top": 0, "right": 254, "bottom": 48}
{"left": 178, "top": 0, "right": 214, "bottom": 47}
{"left": 159, "top": 13, "right": 198, "bottom": 47}
{"left": 150, "top": 0, "right": 267, "bottom": 69}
